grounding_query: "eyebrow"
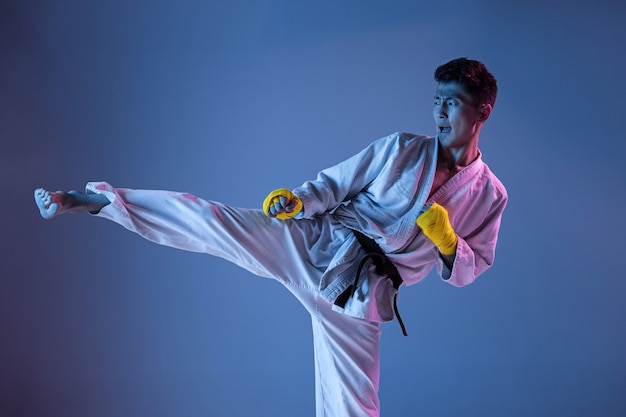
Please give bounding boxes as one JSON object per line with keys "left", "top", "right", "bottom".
{"left": 434, "top": 95, "right": 461, "bottom": 100}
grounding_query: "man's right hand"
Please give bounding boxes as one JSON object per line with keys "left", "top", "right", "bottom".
{"left": 263, "top": 188, "right": 303, "bottom": 220}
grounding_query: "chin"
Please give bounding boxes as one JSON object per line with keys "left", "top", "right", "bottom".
{"left": 437, "top": 135, "right": 455, "bottom": 146}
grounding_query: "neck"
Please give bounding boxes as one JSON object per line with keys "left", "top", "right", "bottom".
{"left": 437, "top": 141, "right": 479, "bottom": 171}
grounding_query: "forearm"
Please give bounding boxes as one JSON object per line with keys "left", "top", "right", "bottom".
{"left": 441, "top": 252, "right": 456, "bottom": 271}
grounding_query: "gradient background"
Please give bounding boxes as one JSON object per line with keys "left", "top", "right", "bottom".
{"left": 2, "top": 1, "right": 625, "bottom": 416}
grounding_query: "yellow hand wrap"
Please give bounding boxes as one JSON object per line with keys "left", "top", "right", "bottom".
{"left": 262, "top": 188, "right": 303, "bottom": 220}
{"left": 416, "top": 203, "right": 458, "bottom": 255}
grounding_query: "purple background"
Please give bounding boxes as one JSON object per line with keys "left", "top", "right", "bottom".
{"left": 2, "top": 0, "right": 625, "bottom": 416}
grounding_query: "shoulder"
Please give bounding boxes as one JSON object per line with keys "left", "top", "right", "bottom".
{"left": 395, "top": 131, "right": 434, "bottom": 144}
{"left": 375, "top": 132, "right": 434, "bottom": 151}
{"left": 478, "top": 161, "right": 508, "bottom": 202}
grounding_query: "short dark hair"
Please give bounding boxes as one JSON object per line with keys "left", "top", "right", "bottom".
{"left": 434, "top": 58, "right": 497, "bottom": 107}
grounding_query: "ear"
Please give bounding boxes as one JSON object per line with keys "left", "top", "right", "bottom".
{"left": 478, "top": 103, "right": 492, "bottom": 121}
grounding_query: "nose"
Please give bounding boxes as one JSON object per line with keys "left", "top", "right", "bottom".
{"left": 435, "top": 105, "right": 447, "bottom": 119}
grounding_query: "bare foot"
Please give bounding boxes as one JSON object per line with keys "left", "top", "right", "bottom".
{"left": 34, "top": 188, "right": 65, "bottom": 219}
{"left": 34, "top": 188, "right": 110, "bottom": 219}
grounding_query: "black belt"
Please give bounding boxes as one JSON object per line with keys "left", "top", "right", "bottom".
{"left": 333, "top": 230, "right": 408, "bottom": 336}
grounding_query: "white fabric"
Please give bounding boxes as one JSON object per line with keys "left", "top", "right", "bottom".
{"left": 293, "top": 132, "right": 508, "bottom": 318}
{"left": 87, "top": 183, "right": 380, "bottom": 416}
{"left": 85, "top": 131, "right": 507, "bottom": 417}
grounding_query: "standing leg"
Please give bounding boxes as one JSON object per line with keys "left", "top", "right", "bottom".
{"left": 295, "top": 290, "right": 382, "bottom": 417}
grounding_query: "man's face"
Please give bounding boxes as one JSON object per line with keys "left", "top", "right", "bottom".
{"left": 433, "top": 81, "right": 484, "bottom": 148}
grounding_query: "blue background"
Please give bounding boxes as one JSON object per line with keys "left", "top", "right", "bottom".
{"left": 2, "top": 1, "right": 625, "bottom": 416}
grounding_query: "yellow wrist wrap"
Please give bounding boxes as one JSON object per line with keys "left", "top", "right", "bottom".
{"left": 416, "top": 203, "right": 458, "bottom": 255}
{"left": 262, "top": 188, "right": 303, "bottom": 220}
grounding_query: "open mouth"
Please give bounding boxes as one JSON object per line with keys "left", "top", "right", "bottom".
{"left": 439, "top": 126, "right": 451, "bottom": 133}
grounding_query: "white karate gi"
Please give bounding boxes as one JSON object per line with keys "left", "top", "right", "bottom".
{"left": 86, "top": 132, "right": 507, "bottom": 417}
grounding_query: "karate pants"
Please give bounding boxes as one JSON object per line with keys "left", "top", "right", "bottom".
{"left": 87, "top": 182, "right": 383, "bottom": 417}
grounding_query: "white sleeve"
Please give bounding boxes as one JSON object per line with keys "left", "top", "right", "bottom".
{"left": 293, "top": 133, "right": 400, "bottom": 218}
{"left": 439, "top": 192, "right": 508, "bottom": 287}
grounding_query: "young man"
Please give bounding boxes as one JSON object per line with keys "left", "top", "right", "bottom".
{"left": 34, "top": 57, "right": 507, "bottom": 417}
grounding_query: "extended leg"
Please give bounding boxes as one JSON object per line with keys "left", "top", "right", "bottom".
{"left": 80, "top": 182, "right": 349, "bottom": 286}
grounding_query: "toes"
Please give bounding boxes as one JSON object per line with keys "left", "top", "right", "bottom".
{"left": 34, "top": 188, "right": 60, "bottom": 219}
{"left": 34, "top": 188, "right": 49, "bottom": 204}
{"left": 41, "top": 202, "right": 59, "bottom": 219}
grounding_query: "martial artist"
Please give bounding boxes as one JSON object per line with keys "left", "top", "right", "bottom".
{"left": 34, "top": 57, "right": 507, "bottom": 417}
